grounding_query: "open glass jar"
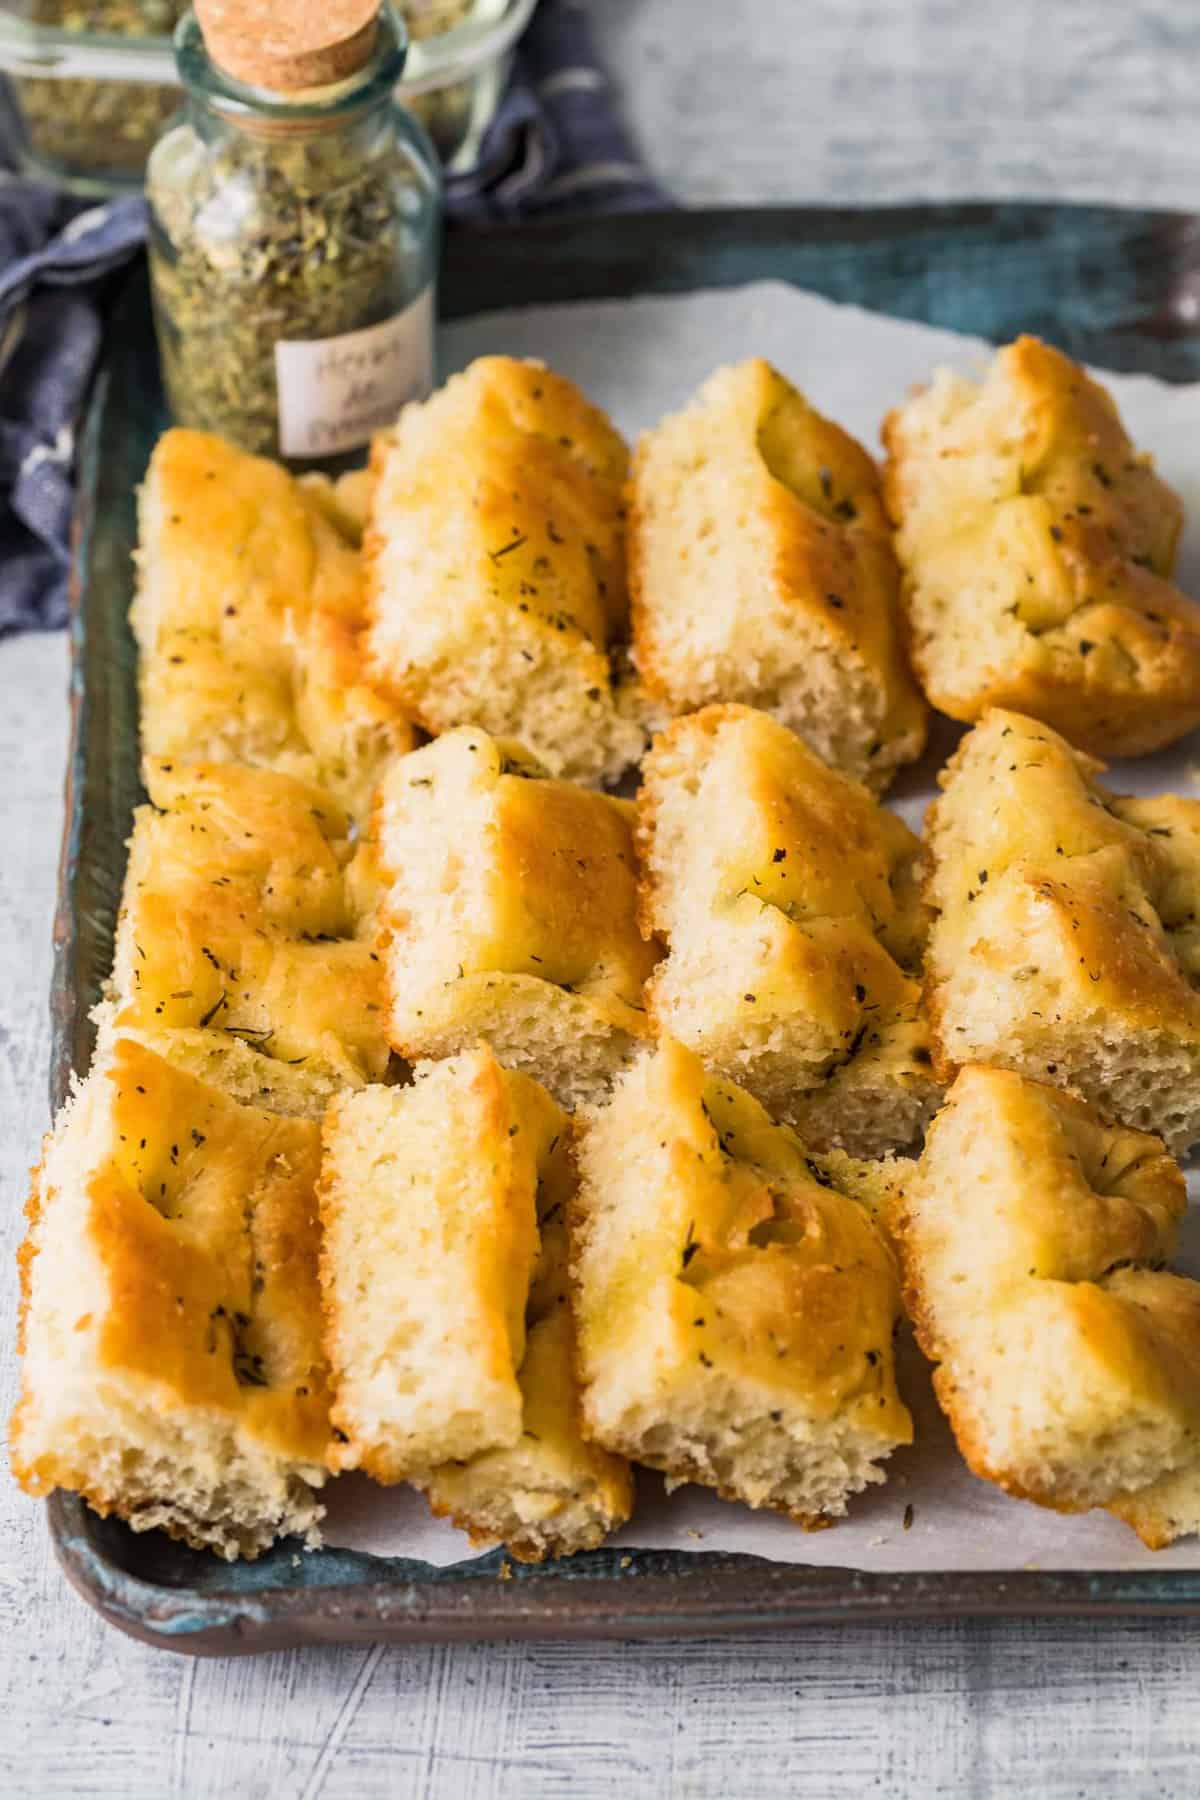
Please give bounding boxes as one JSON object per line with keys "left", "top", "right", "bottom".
{"left": 146, "top": 2, "right": 440, "bottom": 468}
{"left": 0, "top": 0, "right": 533, "bottom": 191}
{"left": 1, "top": 1, "right": 189, "bottom": 188}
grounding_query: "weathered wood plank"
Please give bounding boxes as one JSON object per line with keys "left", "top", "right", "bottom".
{"left": 591, "top": 0, "right": 1200, "bottom": 210}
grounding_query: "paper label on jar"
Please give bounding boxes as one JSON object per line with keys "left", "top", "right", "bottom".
{"left": 274, "top": 286, "right": 435, "bottom": 459}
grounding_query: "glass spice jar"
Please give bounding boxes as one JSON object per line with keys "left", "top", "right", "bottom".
{"left": 146, "top": 0, "right": 440, "bottom": 467}
{"left": 398, "top": 0, "right": 473, "bottom": 156}
{"left": 8, "top": 0, "right": 188, "bottom": 187}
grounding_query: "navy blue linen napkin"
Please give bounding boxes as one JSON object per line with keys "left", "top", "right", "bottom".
{"left": 0, "top": 0, "right": 668, "bottom": 635}
{"left": 448, "top": 0, "right": 667, "bottom": 219}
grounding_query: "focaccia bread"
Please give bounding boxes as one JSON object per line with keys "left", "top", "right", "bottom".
{"left": 111, "top": 759, "right": 389, "bottom": 1111}
{"left": 319, "top": 1050, "right": 632, "bottom": 1559}
{"left": 924, "top": 707, "right": 1200, "bottom": 1153}
{"left": 638, "top": 704, "right": 938, "bottom": 1156}
{"left": 297, "top": 467, "right": 375, "bottom": 544}
{"left": 375, "top": 727, "right": 658, "bottom": 1110}
{"left": 366, "top": 356, "right": 645, "bottom": 786}
{"left": 92, "top": 1006, "right": 343, "bottom": 1123}
{"left": 134, "top": 429, "right": 364, "bottom": 653}
{"left": 134, "top": 429, "right": 413, "bottom": 818}
{"left": 1110, "top": 1460, "right": 1200, "bottom": 1551}
{"left": 882, "top": 334, "right": 1200, "bottom": 755}
{"left": 895, "top": 1065, "right": 1200, "bottom": 1547}
{"left": 629, "top": 359, "right": 926, "bottom": 790}
{"left": 571, "top": 1039, "right": 913, "bottom": 1525}
{"left": 10, "top": 1038, "right": 331, "bottom": 1560}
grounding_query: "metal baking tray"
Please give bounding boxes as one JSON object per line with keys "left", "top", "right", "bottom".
{"left": 48, "top": 205, "right": 1200, "bottom": 1651}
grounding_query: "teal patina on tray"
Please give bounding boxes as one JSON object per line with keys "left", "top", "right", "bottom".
{"left": 49, "top": 205, "right": 1200, "bottom": 1652}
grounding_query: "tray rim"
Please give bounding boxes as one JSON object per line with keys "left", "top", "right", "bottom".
{"left": 46, "top": 201, "right": 1200, "bottom": 1652}
{"left": 47, "top": 1492, "right": 1200, "bottom": 1656}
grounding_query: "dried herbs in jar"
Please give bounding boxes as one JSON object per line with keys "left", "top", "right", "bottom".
{"left": 402, "top": 0, "right": 473, "bottom": 37}
{"left": 399, "top": 0, "right": 475, "bottom": 156}
{"left": 13, "top": 0, "right": 187, "bottom": 184}
{"left": 146, "top": 0, "right": 439, "bottom": 466}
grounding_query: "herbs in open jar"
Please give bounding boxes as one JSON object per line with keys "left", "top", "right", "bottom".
{"left": 146, "top": 0, "right": 440, "bottom": 467}
{"left": 14, "top": 0, "right": 187, "bottom": 184}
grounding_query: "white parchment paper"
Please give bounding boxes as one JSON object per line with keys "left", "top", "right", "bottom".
{"left": 323, "top": 281, "right": 1200, "bottom": 1572}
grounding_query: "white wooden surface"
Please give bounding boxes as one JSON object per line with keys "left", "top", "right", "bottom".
{"left": 594, "top": 0, "right": 1200, "bottom": 209}
{"left": 5, "top": 2, "right": 1200, "bottom": 1792}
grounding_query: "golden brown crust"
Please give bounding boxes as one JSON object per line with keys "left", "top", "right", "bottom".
{"left": 473, "top": 755, "right": 654, "bottom": 1009}
{"left": 566, "top": 1073, "right": 879, "bottom": 1551}
{"left": 319, "top": 1051, "right": 631, "bottom": 1557}
{"left": 112, "top": 758, "right": 388, "bottom": 1089}
{"left": 14, "top": 1151, "right": 46, "bottom": 1362}
{"left": 365, "top": 360, "right": 629, "bottom": 666}
{"left": 883, "top": 335, "right": 1200, "bottom": 756}
{"left": 636, "top": 702, "right": 929, "bottom": 965}
{"left": 463, "top": 355, "right": 630, "bottom": 495}
{"left": 135, "top": 429, "right": 410, "bottom": 813}
{"left": 137, "top": 428, "right": 364, "bottom": 647}
{"left": 922, "top": 709, "right": 1200, "bottom": 1114}
{"left": 635, "top": 705, "right": 937, "bottom": 1154}
{"left": 570, "top": 1040, "right": 912, "bottom": 1523}
{"left": 364, "top": 359, "right": 639, "bottom": 784}
{"left": 894, "top": 1065, "right": 1200, "bottom": 1537}
{"left": 895, "top": 1123, "right": 1091, "bottom": 1515}
{"left": 89, "top": 1060, "right": 331, "bottom": 1459}
{"left": 629, "top": 358, "right": 926, "bottom": 781}
{"left": 318, "top": 1051, "right": 544, "bottom": 1479}
{"left": 375, "top": 728, "right": 657, "bottom": 1092}
{"left": 1109, "top": 1462, "right": 1200, "bottom": 1550}
{"left": 10, "top": 1040, "right": 333, "bottom": 1541}
{"left": 7, "top": 1151, "right": 49, "bottom": 1482}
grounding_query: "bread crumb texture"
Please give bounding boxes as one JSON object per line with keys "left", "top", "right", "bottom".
{"left": 571, "top": 1039, "right": 912, "bottom": 1526}
{"left": 375, "top": 726, "right": 657, "bottom": 1109}
{"left": 883, "top": 334, "right": 1200, "bottom": 756}
{"left": 638, "top": 703, "right": 938, "bottom": 1156}
{"left": 895, "top": 1065, "right": 1200, "bottom": 1547}
{"left": 318, "top": 1047, "right": 631, "bottom": 1558}
{"left": 134, "top": 428, "right": 413, "bottom": 819}
{"left": 10, "top": 1038, "right": 332, "bottom": 1560}
{"left": 110, "top": 758, "right": 389, "bottom": 1116}
{"left": 925, "top": 706, "right": 1200, "bottom": 1153}
{"left": 629, "top": 357, "right": 926, "bottom": 790}
{"left": 366, "top": 356, "right": 644, "bottom": 785}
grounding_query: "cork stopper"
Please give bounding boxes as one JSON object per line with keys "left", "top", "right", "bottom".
{"left": 194, "top": 0, "right": 380, "bottom": 92}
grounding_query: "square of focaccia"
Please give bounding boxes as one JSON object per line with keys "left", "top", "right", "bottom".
{"left": 895, "top": 1065, "right": 1200, "bottom": 1547}
{"left": 134, "top": 429, "right": 364, "bottom": 656}
{"left": 10, "top": 1038, "right": 331, "bottom": 1560}
{"left": 924, "top": 707, "right": 1200, "bottom": 1154}
{"left": 571, "top": 1039, "right": 913, "bottom": 1524}
{"left": 375, "top": 727, "right": 658, "bottom": 1110}
{"left": 111, "top": 760, "right": 389, "bottom": 1109}
{"left": 629, "top": 359, "right": 926, "bottom": 791}
{"left": 882, "top": 334, "right": 1200, "bottom": 756}
{"left": 319, "top": 1048, "right": 632, "bottom": 1558}
{"left": 366, "top": 357, "right": 645, "bottom": 787}
{"left": 134, "top": 429, "right": 413, "bottom": 817}
{"left": 637, "top": 704, "right": 938, "bottom": 1157}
